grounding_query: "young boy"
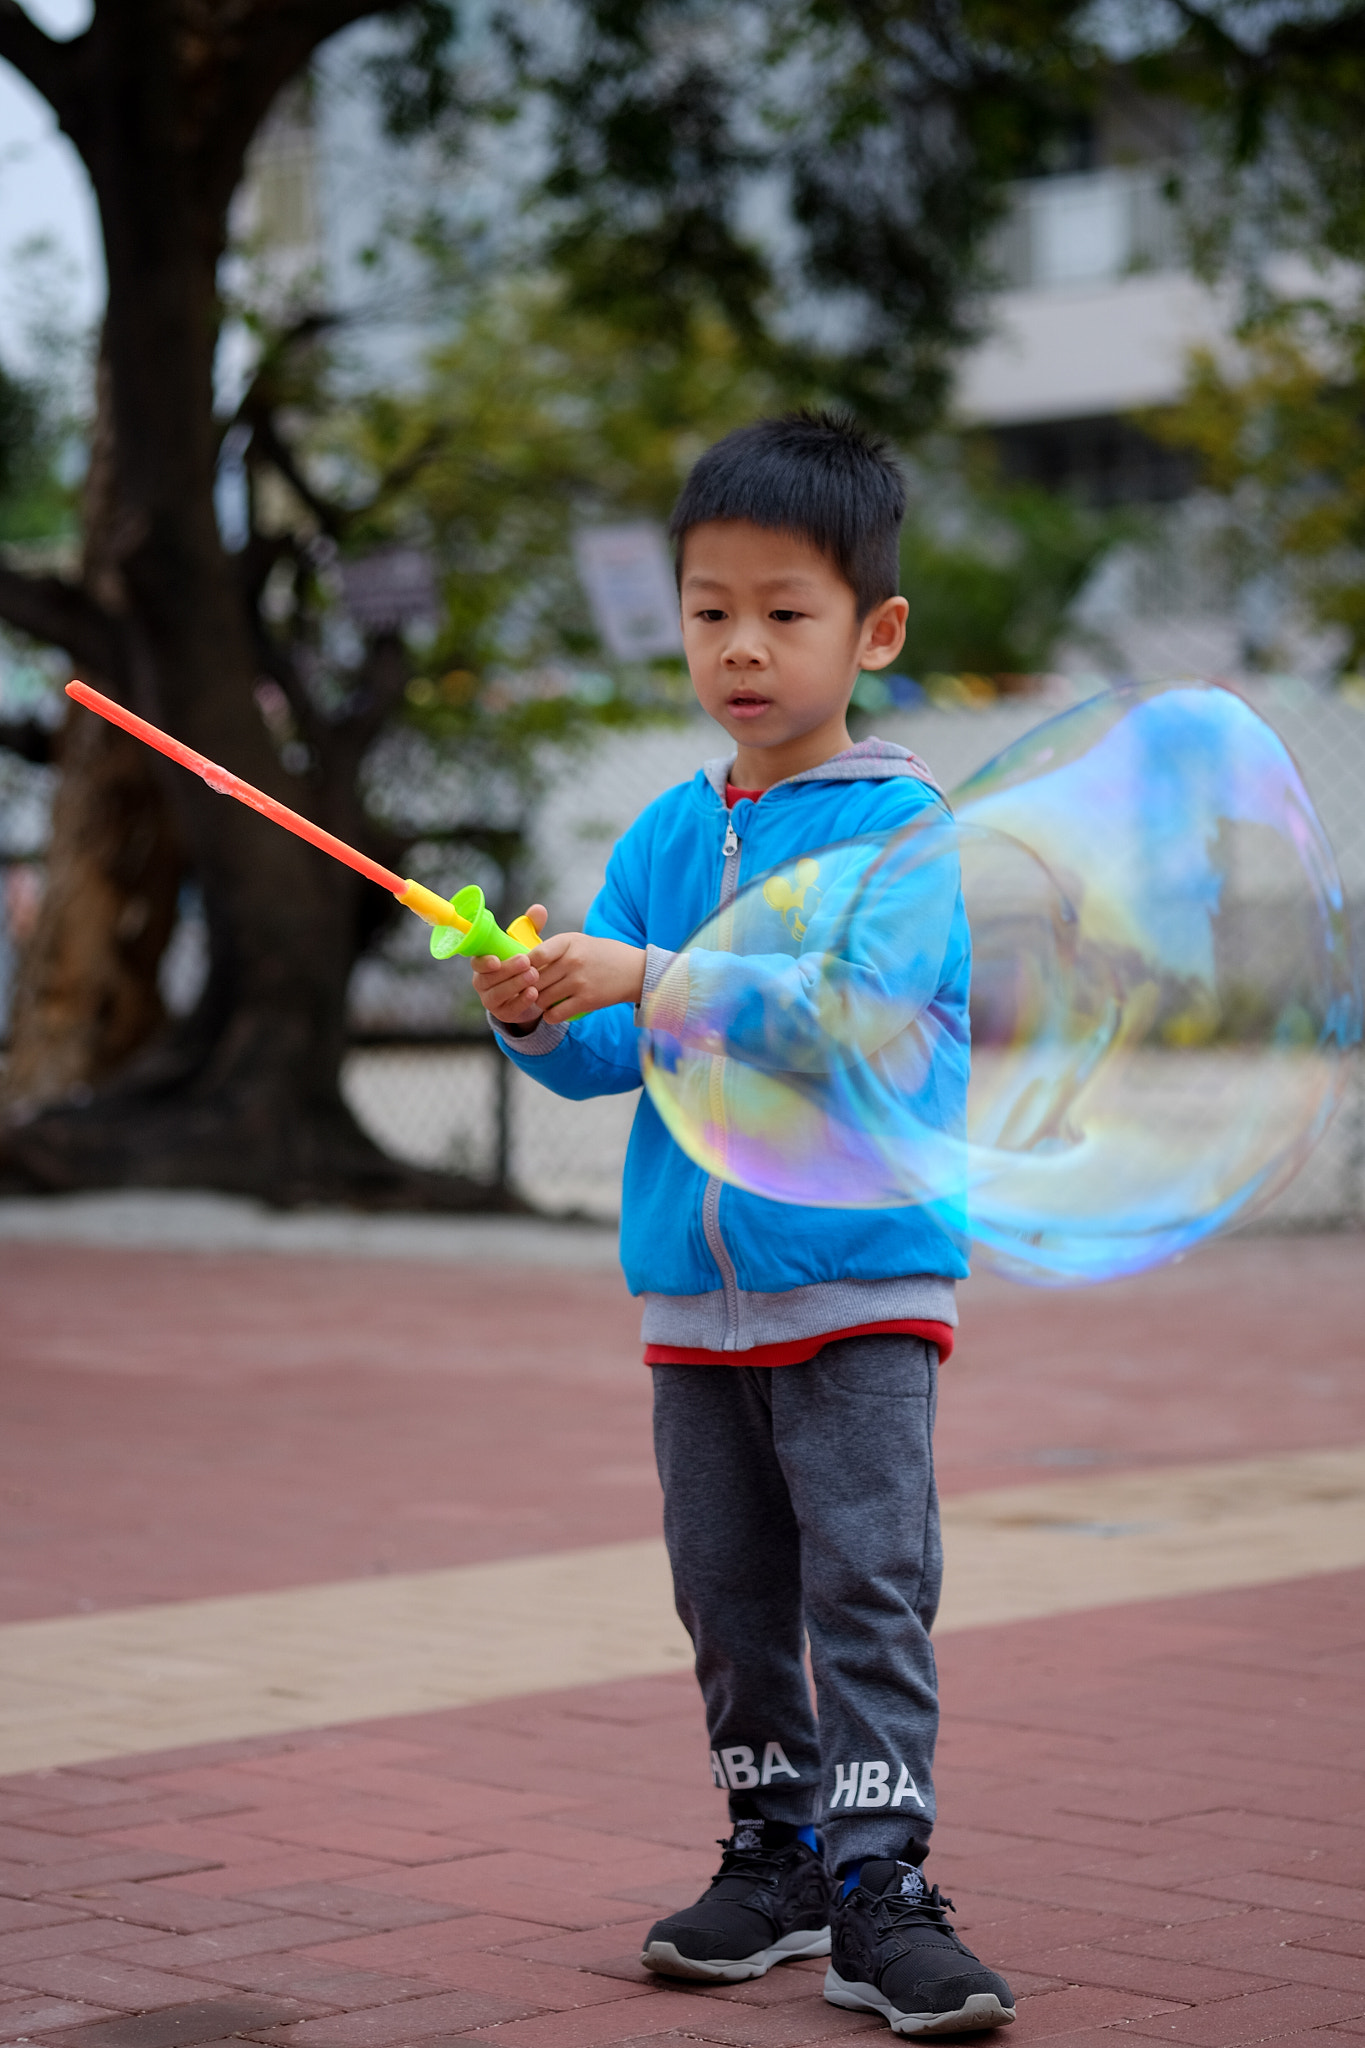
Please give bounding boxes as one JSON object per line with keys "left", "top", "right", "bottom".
{"left": 472, "top": 411, "right": 1015, "bottom": 2038}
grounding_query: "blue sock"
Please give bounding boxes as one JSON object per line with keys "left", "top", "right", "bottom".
{"left": 841, "top": 1861, "right": 863, "bottom": 1898}
{"left": 797, "top": 1825, "right": 818, "bottom": 1852}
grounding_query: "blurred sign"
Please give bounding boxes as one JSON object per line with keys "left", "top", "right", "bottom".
{"left": 341, "top": 548, "right": 438, "bottom": 632}
{"left": 573, "top": 522, "right": 683, "bottom": 661}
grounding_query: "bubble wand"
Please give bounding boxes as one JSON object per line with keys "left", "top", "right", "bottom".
{"left": 64, "top": 680, "right": 541, "bottom": 960}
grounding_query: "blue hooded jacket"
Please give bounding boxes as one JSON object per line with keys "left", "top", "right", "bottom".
{"left": 494, "top": 739, "right": 970, "bottom": 1351}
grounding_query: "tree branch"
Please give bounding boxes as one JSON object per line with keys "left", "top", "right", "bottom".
{"left": 195, "top": 0, "right": 415, "bottom": 221}
{"left": 248, "top": 415, "right": 347, "bottom": 539}
{"left": 0, "top": 0, "right": 76, "bottom": 118}
{"left": 223, "top": 311, "right": 338, "bottom": 445}
{"left": 255, "top": 632, "right": 324, "bottom": 748}
{"left": 0, "top": 562, "right": 124, "bottom": 682}
{"left": 372, "top": 424, "right": 448, "bottom": 505}
{"left": 1165, "top": 2, "right": 1253, "bottom": 62}
{"left": 347, "top": 626, "right": 412, "bottom": 746}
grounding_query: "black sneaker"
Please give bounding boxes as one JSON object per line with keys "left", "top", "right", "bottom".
{"left": 825, "top": 1858, "right": 1014, "bottom": 2036}
{"left": 641, "top": 1818, "right": 830, "bottom": 1983}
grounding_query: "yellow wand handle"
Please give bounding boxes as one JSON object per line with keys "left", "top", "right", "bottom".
{"left": 398, "top": 879, "right": 472, "bottom": 931}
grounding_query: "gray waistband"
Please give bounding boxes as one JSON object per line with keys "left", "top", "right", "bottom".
{"left": 640, "top": 1273, "right": 957, "bottom": 1351}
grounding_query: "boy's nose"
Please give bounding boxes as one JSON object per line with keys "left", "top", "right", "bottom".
{"left": 722, "top": 639, "right": 768, "bottom": 668}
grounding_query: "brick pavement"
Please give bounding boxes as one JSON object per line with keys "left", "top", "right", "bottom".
{"left": 0, "top": 1572, "right": 1361, "bottom": 2044}
{"left": 0, "top": 1226, "right": 1363, "bottom": 2042}
{"left": 2, "top": 1235, "right": 1363, "bottom": 1619}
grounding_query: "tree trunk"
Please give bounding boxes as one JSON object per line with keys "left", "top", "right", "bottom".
{"left": 0, "top": 6, "right": 500, "bottom": 1209}
{"left": 1, "top": 347, "right": 185, "bottom": 1118}
{"left": 0, "top": 710, "right": 182, "bottom": 1115}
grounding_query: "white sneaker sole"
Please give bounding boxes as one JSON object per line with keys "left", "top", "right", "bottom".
{"left": 824, "top": 1969, "right": 1015, "bottom": 2036}
{"left": 641, "top": 1925, "right": 831, "bottom": 1983}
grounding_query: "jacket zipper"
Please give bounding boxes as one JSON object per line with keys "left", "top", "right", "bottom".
{"left": 702, "top": 805, "right": 745, "bottom": 1345}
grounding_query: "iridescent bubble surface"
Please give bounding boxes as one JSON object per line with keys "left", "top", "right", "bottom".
{"left": 638, "top": 682, "right": 1361, "bottom": 1283}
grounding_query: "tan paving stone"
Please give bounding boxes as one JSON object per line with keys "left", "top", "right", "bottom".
{"left": 5, "top": 1447, "right": 1365, "bottom": 1777}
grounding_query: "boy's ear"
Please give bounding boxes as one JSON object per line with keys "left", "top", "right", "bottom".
{"left": 858, "top": 595, "right": 909, "bottom": 672}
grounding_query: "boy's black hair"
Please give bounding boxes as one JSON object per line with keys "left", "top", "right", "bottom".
{"left": 668, "top": 409, "right": 906, "bottom": 617}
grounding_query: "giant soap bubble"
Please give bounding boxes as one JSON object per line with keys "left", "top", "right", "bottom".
{"left": 638, "top": 682, "right": 1361, "bottom": 1284}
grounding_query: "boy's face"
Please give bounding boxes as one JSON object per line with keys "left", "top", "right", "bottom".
{"left": 678, "top": 520, "right": 907, "bottom": 769}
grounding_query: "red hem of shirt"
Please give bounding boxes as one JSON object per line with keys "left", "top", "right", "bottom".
{"left": 725, "top": 784, "right": 764, "bottom": 807}
{"left": 644, "top": 1319, "right": 955, "bottom": 1368}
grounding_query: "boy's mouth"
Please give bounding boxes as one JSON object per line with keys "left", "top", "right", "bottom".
{"left": 726, "top": 689, "right": 771, "bottom": 719}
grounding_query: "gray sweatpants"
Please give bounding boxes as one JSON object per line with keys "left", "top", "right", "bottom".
{"left": 652, "top": 1334, "right": 942, "bottom": 1872}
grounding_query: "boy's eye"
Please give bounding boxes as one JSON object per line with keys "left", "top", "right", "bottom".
{"left": 769, "top": 609, "right": 802, "bottom": 623}
{"left": 696, "top": 608, "right": 727, "bottom": 622}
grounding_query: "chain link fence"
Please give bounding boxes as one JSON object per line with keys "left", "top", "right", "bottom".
{"left": 2, "top": 685, "right": 1361, "bottom": 1231}
{"left": 338, "top": 681, "right": 1365, "bottom": 1233}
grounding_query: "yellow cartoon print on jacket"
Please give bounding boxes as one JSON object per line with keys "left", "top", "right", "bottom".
{"left": 762, "top": 858, "right": 821, "bottom": 940}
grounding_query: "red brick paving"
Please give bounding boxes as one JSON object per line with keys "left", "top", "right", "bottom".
{"left": 0, "top": 1229, "right": 1363, "bottom": 2042}
{"left": 2, "top": 1235, "right": 1363, "bottom": 1619}
{"left": 0, "top": 1574, "right": 1353, "bottom": 2040}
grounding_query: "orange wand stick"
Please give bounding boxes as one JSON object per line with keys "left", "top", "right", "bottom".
{"left": 65, "top": 679, "right": 471, "bottom": 931}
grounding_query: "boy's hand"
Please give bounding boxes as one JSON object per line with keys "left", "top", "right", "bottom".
{"left": 470, "top": 904, "right": 547, "bottom": 1030}
{"left": 469, "top": 909, "right": 646, "bottom": 1030}
{"left": 531, "top": 931, "right": 647, "bottom": 1024}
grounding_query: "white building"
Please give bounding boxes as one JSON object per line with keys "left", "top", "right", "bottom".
{"left": 952, "top": 136, "right": 1350, "bottom": 682}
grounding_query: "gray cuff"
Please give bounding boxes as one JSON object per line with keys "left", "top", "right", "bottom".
{"left": 491, "top": 1014, "right": 569, "bottom": 1057}
{"left": 636, "top": 943, "right": 688, "bottom": 1031}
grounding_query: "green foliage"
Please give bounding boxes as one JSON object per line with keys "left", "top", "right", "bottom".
{"left": 231, "top": 0, "right": 1365, "bottom": 890}
{"left": 0, "top": 359, "right": 74, "bottom": 548}
{"left": 344, "top": 281, "right": 783, "bottom": 697}
{"left": 1131, "top": 3, "right": 1365, "bottom": 278}
{"left": 896, "top": 448, "right": 1131, "bottom": 678}
{"left": 366, "top": 0, "right": 470, "bottom": 140}
{"left": 237, "top": 274, "right": 790, "bottom": 864}
{"left": 1153, "top": 293, "right": 1365, "bottom": 670}
{"left": 367, "top": 2, "right": 1365, "bottom": 406}
{"left": 451, "top": 0, "right": 1110, "bottom": 435}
